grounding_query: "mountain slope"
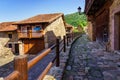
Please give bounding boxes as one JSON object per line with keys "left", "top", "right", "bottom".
{"left": 65, "top": 12, "right": 87, "bottom": 28}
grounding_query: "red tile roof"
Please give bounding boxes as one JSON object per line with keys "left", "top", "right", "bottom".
{"left": 0, "top": 22, "right": 17, "bottom": 32}
{"left": 14, "top": 13, "right": 64, "bottom": 24}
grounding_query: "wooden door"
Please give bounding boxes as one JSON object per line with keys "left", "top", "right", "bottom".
{"left": 24, "top": 39, "right": 45, "bottom": 54}
{"left": 24, "top": 40, "right": 29, "bottom": 54}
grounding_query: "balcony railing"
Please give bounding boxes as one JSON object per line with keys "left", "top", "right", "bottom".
{"left": 18, "top": 32, "right": 28, "bottom": 38}
{"left": 18, "top": 31, "right": 44, "bottom": 39}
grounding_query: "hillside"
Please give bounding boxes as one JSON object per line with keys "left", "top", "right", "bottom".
{"left": 65, "top": 12, "right": 87, "bottom": 28}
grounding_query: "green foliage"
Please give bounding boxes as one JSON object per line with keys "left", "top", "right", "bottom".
{"left": 65, "top": 12, "right": 88, "bottom": 28}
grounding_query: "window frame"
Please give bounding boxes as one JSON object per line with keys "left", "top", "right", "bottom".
{"left": 8, "top": 34, "right": 12, "bottom": 38}
{"left": 33, "top": 26, "right": 42, "bottom": 32}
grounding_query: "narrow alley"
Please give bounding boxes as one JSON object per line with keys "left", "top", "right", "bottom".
{"left": 63, "top": 34, "right": 120, "bottom": 80}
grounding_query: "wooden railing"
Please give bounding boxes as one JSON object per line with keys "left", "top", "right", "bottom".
{"left": 4, "top": 35, "right": 73, "bottom": 80}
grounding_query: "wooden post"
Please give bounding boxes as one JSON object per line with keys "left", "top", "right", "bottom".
{"left": 14, "top": 55, "right": 28, "bottom": 80}
{"left": 67, "top": 36, "right": 69, "bottom": 46}
{"left": 69, "top": 34, "right": 71, "bottom": 43}
{"left": 29, "top": 30, "right": 32, "bottom": 38}
{"left": 56, "top": 38, "right": 60, "bottom": 67}
{"left": 71, "top": 33, "right": 73, "bottom": 41}
{"left": 72, "top": 32, "right": 74, "bottom": 41}
{"left": 17, "top": 30, "right": 22, "bottom": 38}
{"left": 70, "top": 33, "right": 72, "bottom": 42}
{"left": 63, "top": 36, "right": 66, "bottom": 52}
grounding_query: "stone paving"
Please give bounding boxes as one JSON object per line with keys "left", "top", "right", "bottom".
{"left": 63, "top": 34, "right": 120, "bottom": 80}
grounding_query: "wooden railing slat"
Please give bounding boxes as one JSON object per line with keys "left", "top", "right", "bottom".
{"left": 4, "top": 71, "right": 20, "bottom": 80}
{"left": 63, "top": 36, "right": 66, "bottom": 52}
{"left": 37, "top": 62, "right": 53, "bottom": 80}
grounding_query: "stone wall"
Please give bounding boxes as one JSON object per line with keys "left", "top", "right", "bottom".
{"left": 44, "top": 17, "right": 66, "bottom": 48}
{"left": 87, "top": 15, "right": 96, "bottom": 41}
{"left": 109, "top": 0, "right": 120, "bottom": 50}
{"left": 0, "top": 34, "right": 11, "bottom": 57}
{"left": 0, "top": 43, "right": 13, "bottom": 57}
{"left": 0, "top": 32, "right": 10, "bottom": 46}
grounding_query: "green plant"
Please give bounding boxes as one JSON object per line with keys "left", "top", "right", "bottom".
{"left": 65, "top": 12, "right": 88, "bottom": 29}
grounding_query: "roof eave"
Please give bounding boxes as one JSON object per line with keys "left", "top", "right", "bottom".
{"left": 12, "top": 21, "right": 49, "bottom": 25}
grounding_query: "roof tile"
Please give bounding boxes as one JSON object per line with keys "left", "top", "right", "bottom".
{"left": 0, "top": 22, "right": 17, "bottom": 32}
{"left": 14, "top": 13, "right": 64, "bottom": 24}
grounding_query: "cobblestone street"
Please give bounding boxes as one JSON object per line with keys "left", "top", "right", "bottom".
{"left": 63, "top": 34, "right": 120, "bottom": 80}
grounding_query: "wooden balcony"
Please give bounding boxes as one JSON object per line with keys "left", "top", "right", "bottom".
{"left": 85, "top": 0, "right": 94, "bottom": 14}
{"left": 18, "top": 31, "right": 44, "bottom": 39}
{"left": 85, "top": 0, "right": 107, "bottom": 15}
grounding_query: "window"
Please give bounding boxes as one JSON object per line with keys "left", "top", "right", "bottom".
{"left": 33, "top": 26, "right": 42, "bottom": 31}
{"left": 21, "top": 27, "right": 27, "bottom": 32}
{"left": 8, "top": 34, "right": 12, "bottom": 38}
{"left": 8, "top": 44, "right": 12, "bottom": 48}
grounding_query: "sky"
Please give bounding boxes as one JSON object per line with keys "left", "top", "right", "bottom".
{"left": 0, "top": 0, "right": 85, "bottom": 22}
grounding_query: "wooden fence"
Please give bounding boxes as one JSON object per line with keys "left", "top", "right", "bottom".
{"left": 4, "top": 34, "right": 73, "bottom": 80}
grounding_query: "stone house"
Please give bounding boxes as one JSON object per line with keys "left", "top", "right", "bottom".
{"left": 0, "top": 22, "right": 19, "bottom": 55}
{"left": 65, "top": 23, "right": 74, "bottom": 34}
{"left": 65, "top": 23, "right": 74, "bottom": 39}
{"left": 0, "top": 13, "right": 66, "bottom": 55}
{"left": 85, "top": 0, "right": 120, "bottom": 51}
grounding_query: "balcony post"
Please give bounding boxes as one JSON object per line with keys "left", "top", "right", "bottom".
{"left": 67, "top": 35, "right": 69, "bottom": 46}
{"left": 63, "top": 36, "right": 66, "bottom": 52}
{"left": 29, "top": 30, "right": 32, "bottom": 38}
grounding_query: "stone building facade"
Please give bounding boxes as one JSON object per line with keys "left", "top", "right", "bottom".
{"left": 85, "top": 0, "right": 112, "bottom": 42}
{"left": 0, "top": 31, "right": 19, "bottom": 54}
{"left": 0, "top": 22, "right": 19, "bottom": 55}
{"left": 44, "top": 16, "right": 66, "bottom": 47}
{"left": 85, "top": 0, "right": 120, "bottom": 51}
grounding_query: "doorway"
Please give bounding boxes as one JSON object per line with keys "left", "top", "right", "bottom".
{"left": 114, "top": 12, "right": 120, "bottom": 50}
{"left": 15, "top": 44, "right": 19, "bottom": 55}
